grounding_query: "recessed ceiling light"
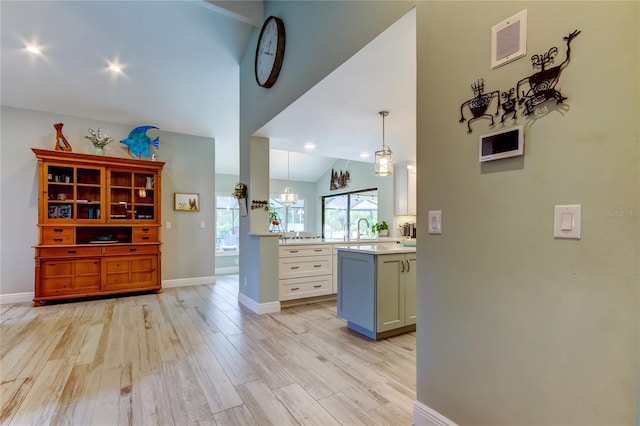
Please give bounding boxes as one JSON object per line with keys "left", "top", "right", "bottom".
{"left": 360, "top": 152, "right": 370, "bottom": 158}
{"left": 109, "top": 64, "right": 122, "bottom": 73}
{"left": 26, "top": 45, "right": 41, "bottom": 55}
{"left": 304, "top": 142, "right": 316, "bottom": 150}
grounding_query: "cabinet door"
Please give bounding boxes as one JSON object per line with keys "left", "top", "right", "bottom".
{"left": 39, "top": 258, "right": 101, "bottom": 297}
{"left": 407, "top": 167, "right": 417, "bottom": 216}
{"left": 103, "top": 255, "right": 158, "bottom": 291}
{"left": 45, "top": 164, "right": 104, "bottom": 224}
{"left": 404, "top": 255, "right": 417, "bottom": 325}
{"left": 376, "top": 254, "right": 405, "bottom": 332}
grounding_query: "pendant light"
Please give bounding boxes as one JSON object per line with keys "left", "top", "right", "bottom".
{"left": 375, "top": 110, "right": 393, "bottom": 176}
{"left": 280, "top": 151, "right": 298, "bottom": 206}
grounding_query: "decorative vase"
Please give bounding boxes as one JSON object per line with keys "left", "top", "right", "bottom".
{"left": 95, "top": 147, "right": 105, "bottom": 155}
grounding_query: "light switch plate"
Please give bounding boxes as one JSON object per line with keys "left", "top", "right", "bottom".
{"left": 428, "top": 210, "right": 442, "bottom": 234}
{"left": 554, "top": 205, "right": 581, "bottom": 239}
{"left": 200, "top": 221, "right": 206, "bottom": 229}
{"left": 166, "top": 221, "right": 172, "bottom": 230}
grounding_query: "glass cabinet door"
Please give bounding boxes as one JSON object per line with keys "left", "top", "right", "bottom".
{"left": 109, "top": 171, "right": 133, "bottom": 221}
{"left": 133, "top": 172, "right": 155, "bottom": 221}
{"left": 106, "top": 170, "right": 158, "bottom": 222}
{"left": 45, "top": 164, "right": 103, "bottom": 223}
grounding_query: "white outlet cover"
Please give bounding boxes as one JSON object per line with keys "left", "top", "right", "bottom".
{"left": 428, "top": 210, "right": 442, "bottom": 234}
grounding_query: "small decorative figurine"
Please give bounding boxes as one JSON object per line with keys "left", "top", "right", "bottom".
{"left": 53, "top": 123, "right": 72, "bottom": 152}
{"left": 120, "top": 126, "right": 159, "bottom": 159}
{"left": 459, "top": 78, "right": 500, "bottom": 133}
{"left": 500, "top": 88, "right": 518, "bottom": 123}
{"left": 84, "top": 128, "right": 114, "bottom": 155}
{"left": 517, "top": 30, "right": 580, "bottom": 116}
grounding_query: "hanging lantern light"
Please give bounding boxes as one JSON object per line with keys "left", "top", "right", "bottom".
{"left": 280, "top": 151, "right": 298, "bottom": 206}
{"left": 375, "top": 110, "right": 393, "bottom": 176}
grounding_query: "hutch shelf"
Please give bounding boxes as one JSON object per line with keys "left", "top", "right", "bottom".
{"left": 32, "top": 148, "right": 165, "bottom": 305}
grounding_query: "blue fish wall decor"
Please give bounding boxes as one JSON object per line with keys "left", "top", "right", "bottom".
{"left": 120, "top": 125, "right": 159, "bottom": 159}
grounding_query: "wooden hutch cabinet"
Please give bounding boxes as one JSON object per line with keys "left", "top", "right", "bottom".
{"left": 32, "top": 149, "right": 165, "bottom": 304}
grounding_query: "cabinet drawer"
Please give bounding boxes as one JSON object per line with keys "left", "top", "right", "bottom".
{"left": 133, "top": 227, "right": 159, "bottom": 243}
{"left": 279, "top": 245, "right": 331, "bottom": 258}
{"left": 280, "top": 275, "right": 332, "bottom": 301}
{"left": 42, "top": 227, "right": 75, "bottom": 245}
{"left": 104, "top": 245, "right": 159, "bottom": 255}
{"left": 104, "top": 256, "right": 158, "bottom": 290}
{"left": 279, "top": 255, "right": 332, "bottom": 279}
{"left": 38, "top": 246, "right": 102, "bottom": 257}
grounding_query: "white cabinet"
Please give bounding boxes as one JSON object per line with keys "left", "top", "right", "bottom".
{"left": 395, "top": 162, "right": 416, "bottom": 216}
{"left": 279, "top": 245, "right": 332, "bottom": 301}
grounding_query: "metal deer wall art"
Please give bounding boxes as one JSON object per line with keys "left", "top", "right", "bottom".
{"left": 517, "top": 30, "right": 580, "bottom": 116}
{"left": 459, "top": 78, "right": 500, "bottom": 133}
{"left": 457, "top": 29, "right": 581, "bottom": 134}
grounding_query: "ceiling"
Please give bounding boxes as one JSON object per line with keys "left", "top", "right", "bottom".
{"left": 1, "top": 1, "right": 415, "bottom": 183}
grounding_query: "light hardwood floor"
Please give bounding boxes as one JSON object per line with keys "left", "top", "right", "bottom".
{"left": 0, "top": 275, "right": 416, "bottom": 425}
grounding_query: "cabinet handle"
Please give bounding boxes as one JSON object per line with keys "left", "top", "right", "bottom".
{"left": 290, "top": 266, "right": 299, "bottom": 270}
{"left": 67, "top": 250, "right": 76, "bottom": 254}
{"left": 401, "top": 261, "right": 405, "bottom": 272}
{"left": 313, "top": 264, "right": 322, "bottom": 268}
{"left": 142, "top": 237, "right": 150, "bottom": 241}
{"left": 406, "top": 260, "right": 410, "bottom": 272}
{"left": 314, "top": 249, "right": 323, "bottom": 252}
{"left": 129, "top": 248, "right": 137, "bottom": 252}
{"left": 54, "top": 228, "right": 64, "bottom": 233}
{"left": 313, "top": 284, "right": 322, "bottom": 288}
{"left": 54, "top": 238, "right": 63, "bottom": 242}
{"left": 291, "top": 287, "right": 300, "bottom": 291}
{"left": 289, "top": 250, "right": 299, "bottom": 253}
{"left": 142, "top": 228, "right": 150, "bottom": 232}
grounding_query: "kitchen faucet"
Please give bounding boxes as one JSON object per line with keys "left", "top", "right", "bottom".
{"left": 357, "top": 218, "right": 370, "bottom": 240}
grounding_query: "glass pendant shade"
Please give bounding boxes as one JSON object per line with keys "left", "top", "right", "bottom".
{"left": 374, "top": 110, "right": 393, "bottom": 176}
{"left": 280, "top": 186, "right": 298, "bottom": 205}
{"left": 280, "top": 151, "right": 298, "bottom": 206}
{"left": 375, "top": 146, "right": 393, "bottom": 176}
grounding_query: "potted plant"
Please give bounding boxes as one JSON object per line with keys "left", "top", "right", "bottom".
{"left": 269, "top": 210, "right": 280, "bottom": 227}
{"left": 371, "top": 220, "right": 389, "bottom": 236}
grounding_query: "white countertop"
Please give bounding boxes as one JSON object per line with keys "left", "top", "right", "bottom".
{"left": 278, "top": 237, "right": 401, "bottom": 246}
{"left": 335, "top": 244, "right": 416, "bottom": 255}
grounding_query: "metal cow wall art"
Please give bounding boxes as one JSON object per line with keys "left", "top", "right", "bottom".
{"left": 517, "top": 30, "right": 580, "bottom": 116}
{"left": 459, "top": 78, "right": 500, "bottom": 133}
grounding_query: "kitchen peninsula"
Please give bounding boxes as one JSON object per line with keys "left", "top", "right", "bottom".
{"left": 336, "top": 244, "right": 417, "bottom": 340}
{"left": 278, "top": 238, "right": 400, "bottom": 304}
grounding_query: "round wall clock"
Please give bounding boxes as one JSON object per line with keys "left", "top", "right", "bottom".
{"left": 255, "top": 16, "right": 286, "bottom": 88}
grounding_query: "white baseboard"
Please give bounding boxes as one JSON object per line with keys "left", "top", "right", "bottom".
{"left": 237, "top": 292, "right": 280, "bottom": 314}
{"left": 413, "top": 401, "right": 458, "bottom": 426}
{"left": 162, "top": 276, "right": 216, "bottom": 288}
{"left": 0, "top": 292, "right": 34, "bottom": 305}
{"left": 215, "top": 267, "right": 239, "bottom": 275}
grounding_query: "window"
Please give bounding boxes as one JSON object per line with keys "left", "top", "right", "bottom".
{"left": 270, "top": 198, "right": 305, "bottom": 232}
{"left": 322, "top": 189, "right": 378, "bottom": 239}
{"left": 216, "top": 195, "right": 239, "bottom": 251}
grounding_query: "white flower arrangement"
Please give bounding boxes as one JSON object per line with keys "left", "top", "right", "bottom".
{"left": 84, "top": 128, "right": 114, "bottom": 148}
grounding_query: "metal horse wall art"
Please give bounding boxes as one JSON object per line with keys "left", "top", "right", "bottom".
{"left": 458, "top": 78, "right": 501, "bottom": 133}
{"left": 517, "top": 30, "right": 580, "bottom": 116}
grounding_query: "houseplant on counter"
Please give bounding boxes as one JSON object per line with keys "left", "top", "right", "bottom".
{"left": 371, "top": 220, "right": 389, "bottom": 237}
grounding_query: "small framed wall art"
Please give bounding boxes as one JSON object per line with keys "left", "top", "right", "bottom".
{"left": 174, "top": 192, "right": 200, "bottom": 211}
